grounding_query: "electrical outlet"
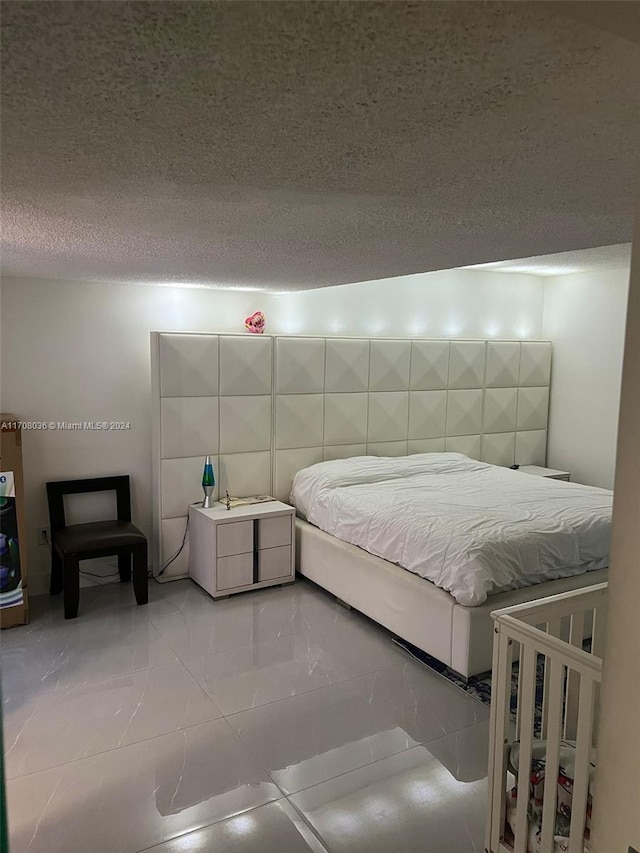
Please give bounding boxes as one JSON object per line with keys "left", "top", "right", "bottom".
{"left": 38, "top": 527, "right": 49, "bottom": 546}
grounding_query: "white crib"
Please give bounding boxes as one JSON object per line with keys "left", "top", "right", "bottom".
{"left": 486, "top": 582, "right": 608, "bottom": 853}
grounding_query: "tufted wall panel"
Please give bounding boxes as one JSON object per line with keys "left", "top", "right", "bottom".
{"left": 152, "top": 333, "right": 552, "bottom": 577}
{"left": 152, "top": 333, "right": 274, "bottom": 578}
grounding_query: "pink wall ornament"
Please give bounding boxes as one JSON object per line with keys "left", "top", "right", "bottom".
{"left": 244, "top": 311, "right": 266, "bottom": 334}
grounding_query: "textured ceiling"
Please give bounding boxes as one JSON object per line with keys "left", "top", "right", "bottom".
{"left": 2, "top": 1, "right": 640, "bottom": 291}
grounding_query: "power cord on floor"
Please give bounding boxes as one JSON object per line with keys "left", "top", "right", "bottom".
{"left": 42, "top": 517, "right": 189, "bottom": 582}
{"left": 79, "top": 567, "right": 121, "bottom": 579}
{"left": 154, "top": 516, "right": 189, "bottom": 578}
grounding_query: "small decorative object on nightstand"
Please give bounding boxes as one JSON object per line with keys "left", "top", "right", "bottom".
{"left": 188, "top": 500, "right": 295, "bottom": 599}
{"left": 201, "top": 456, "right": 216, "bottom": 508}
{"left": 519, "top": 465, "right": 571, "bottom": 482}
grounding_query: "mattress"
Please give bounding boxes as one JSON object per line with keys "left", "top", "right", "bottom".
{"left": 290, "top": 453, "right": 612, "bottom": 607}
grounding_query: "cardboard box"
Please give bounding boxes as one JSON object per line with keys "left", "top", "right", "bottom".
{"left": 0, "top": 414, "right": 29, "bottom": 628}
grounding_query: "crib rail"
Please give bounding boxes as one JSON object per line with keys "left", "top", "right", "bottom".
{"left": 486, "top": 582, "right": 607, "bottom": 853}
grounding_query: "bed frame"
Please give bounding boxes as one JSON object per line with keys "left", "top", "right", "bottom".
{"left": 296, "top": 519, "right": 608, "bottom": 678}
{"left": 486, "top": 583, "right": 606, "bottom": 853}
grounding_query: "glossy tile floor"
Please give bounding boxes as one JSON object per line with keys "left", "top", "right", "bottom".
{"left": 1, "top": 578, "right": 490, "bottom": 853}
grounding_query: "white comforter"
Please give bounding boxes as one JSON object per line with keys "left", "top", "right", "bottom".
{"left": 290, "top": 453, "right": 612, "bottom": 606}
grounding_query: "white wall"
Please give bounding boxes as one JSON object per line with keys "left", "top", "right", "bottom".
{"left": 590, "top": 215, "right": 640, "bottom": 853}
{"left": 543, "top": 268, "right": 630, "bottom": 488}
{"left": 0, "top": 277, "right": 274, "bottom": 594}
{"left": 0, "top": 268, "right": 545, "bottom": 595}
{"left": 270, "top": 268, "right": 545, "bottom": 339}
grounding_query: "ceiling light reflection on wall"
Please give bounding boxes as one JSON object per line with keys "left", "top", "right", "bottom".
{"left": 141, "top": 280, "right": 267, "bottom": 292}
{"left": 159, "top": 288, "right": 189, "bottom": 325}
{"left": 463, "top": 261, "right": 584, "bottom": 276}
{"left": 458, "top": 243, "right": 634, "bottom": 278}
{"left": 278, "top": 318, "right": 305, "bottom": 334}
{"left": 409, "top": 320, "right": 427, "bottom": 336}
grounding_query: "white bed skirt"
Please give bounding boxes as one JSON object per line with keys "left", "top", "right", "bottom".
{"left": 295, "top": 519, "right": 608, "bottom": 678}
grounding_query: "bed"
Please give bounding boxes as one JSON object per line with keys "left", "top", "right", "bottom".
{"left": 291, "top": 453, "right": 612, "bottom": 677}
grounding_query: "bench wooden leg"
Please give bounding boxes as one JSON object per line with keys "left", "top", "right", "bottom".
{"left": 63, "top": 556, "right": 80, "bottom": 619}
{"left": 132, "top": 543, "right": 148, "bottom": 606}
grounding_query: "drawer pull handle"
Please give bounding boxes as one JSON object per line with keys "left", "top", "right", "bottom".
{"left": 253, "top": 519, "right": 259, "bottom": 583}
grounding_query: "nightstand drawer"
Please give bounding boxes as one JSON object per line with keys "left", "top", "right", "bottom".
{"left": 258, "top": 515, "right": 292, "bottom": 550}
{"left": 217, "top": 553, "right": 253, "bottom": 590}
{"left": 217, "top": 520, "right": 253, "bottom": 557}
{"left": 258, "top": 545, "right": 292, "bottom": 582}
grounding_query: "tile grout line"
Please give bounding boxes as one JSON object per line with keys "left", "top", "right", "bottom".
{"left": 282, "top": 796, "right": 336, "bottom": 853}
{"left": 5, "top": 636, "right": 223, "bottom": 782}
{"left": 226, "top": 682, "right": 489, "bottom": 801}
{"left": 7, "top": 650, "right": 484, "bottom": 787}
{"left": 4, "top": 712, "right": 236, "bottom": 784}
{"left": 8, "top": 584, "right": 483, "bottom": 766}
{"left": 186, "top": 651, "right": 410, "bottom": 720}
{"left": 9, "top": 583, "right": 488, "bottom": 853}
{"left": 133, "top": 799, "right": 334, "bottom": 853}
{"left": 173, "top": 606, "right": 489, "bottom": 726}
{"left": 150, "top": 613, "right": 350, "bottom": 662}
{"left": 3, "top": 621, "right": 181, "bottom": 708}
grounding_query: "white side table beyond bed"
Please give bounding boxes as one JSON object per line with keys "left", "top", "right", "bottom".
{"left": 518, "top": 465, "right": 571, "bottom": 482}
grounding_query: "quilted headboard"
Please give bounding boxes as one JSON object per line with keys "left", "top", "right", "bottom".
{"left": 151, "top": 334, "right": 551, "bottom": 578}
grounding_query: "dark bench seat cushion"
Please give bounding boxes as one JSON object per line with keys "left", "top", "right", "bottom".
{"left": 54, "top": 520, "right": 146, "bottom": 554}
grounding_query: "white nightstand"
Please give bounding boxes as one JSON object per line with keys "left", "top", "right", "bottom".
{"left": 188, "top": 500, "right": 295, "bottom": 599}
{"left": 518, "top": 465, "right": 571, "bottom": 482}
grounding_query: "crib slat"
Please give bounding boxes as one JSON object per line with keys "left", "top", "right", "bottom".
{"left": 568, "top": 611, "right": 584, "bottom": 650}
{"left": 568, "top": 675, "right": 595, "bottom": 853}
{"left": 541, "top": 620, "right": 562, "bottom": 738}
{"left": 589, "top": 604, "right": 605, "bottom": 748}
{"left": 591, "top": 602, "right": 608, "bottom": 660}
{"left": 564, "top": 611, "right": 584, "bottom": 740}
{"left": 540, "top": 657, "right": 564, "bottom": 851}
{"left": 488, "top": 629, "right": 514, "bottom": 853}
{"left": 515, "top": 650, "right": 523, "bottom": 740}
{"left": 513, "top": 645, "right": 537, "bottom": 853}
{"left": 584, "top": 608, "right": 595, "bottom": 646}
{"left": 590, "top": 603, "right": 607, "bottom": 747}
